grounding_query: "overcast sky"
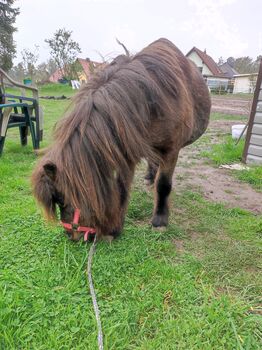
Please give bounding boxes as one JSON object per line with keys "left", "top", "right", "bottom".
{"left": 14, "top": 0, "right": 262, "bottom": 65}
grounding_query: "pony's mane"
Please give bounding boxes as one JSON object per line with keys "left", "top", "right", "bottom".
{"left": 47, "top": 39, "right": 186, "bottom": 224}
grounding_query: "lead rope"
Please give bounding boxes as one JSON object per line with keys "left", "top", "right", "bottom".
{"left": 87, "top": 236, "right": 104, "bottom": 350}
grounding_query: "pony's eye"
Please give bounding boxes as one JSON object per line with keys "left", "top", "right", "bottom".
{"left": 58, "top": 201, "right": 66, "bottom": 208}
{"left": 53, "top": 192, "right": 66, "bottom": 207}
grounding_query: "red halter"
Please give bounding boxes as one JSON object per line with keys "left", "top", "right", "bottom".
{"left": 61, "top": 208, "right": 96, "bottom": 241}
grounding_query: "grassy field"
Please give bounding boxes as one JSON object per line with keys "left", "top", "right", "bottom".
{"left": 0, "top": 85, "right": 261, "bottom": 349}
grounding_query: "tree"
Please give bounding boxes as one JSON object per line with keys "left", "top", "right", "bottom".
{"left": 217, "top": 56, "right": 224, "bottom": 66}
{"left": 249, "top": 74, "right": 257, "bottom": 93}
{"left": 21, "top": 45, "right": 39, "bottom": 82}
{"left": 8, "top": 61, "right": 24, "bottom": 81}
{"left": 45, "top": 28, "right": 81, "bottom": 80}
{"left": 254, "top": 55, "right": 262, "bottom": 72}
{"left": 9, "top": 58, "right": 58, "bottom": 83}
{"left": 0, "top": 0, "right": 20, "bottom": 71}
{"left": 34, "top": 59, "right": 58, "bottom": 84}
{"left": 226, "top": 57, "right": 235, "bottom": 68}
{"left": 225, "top": 56, "right": 260, "bottom": 74}
{"left": 45, "top": 58, "right": 58, "bottom": 76}
{"left": 234, "top": 56, "right": 255, "bottom": 74}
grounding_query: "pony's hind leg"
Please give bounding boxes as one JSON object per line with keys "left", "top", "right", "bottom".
{"left": 144, "top": 162, "right": 158, "bottom": 185}
{"left": 151, "top": 151, "right": 179, "bottom": 228}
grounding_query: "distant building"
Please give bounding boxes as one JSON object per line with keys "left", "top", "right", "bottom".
{"left": 49, "top": 58, "right": 103, "bottom": 83}
{"left": 186, "top": 47, "right": 221, "bottom": 76}
{"left": 233, "top": 73, "right": 258, "bottom": 94}
{"left": 186, "top": 47, "right": 229, "bottom": 92}
{"left": 219, "top": 62, "right": 239, "bottom": 79}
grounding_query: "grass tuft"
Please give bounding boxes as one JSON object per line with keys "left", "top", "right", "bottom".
{"left": 201, "top": 135, "right": 244, "bottom": 165}
{"left": 236, "top": 167, "right": 262, "bottom": 191}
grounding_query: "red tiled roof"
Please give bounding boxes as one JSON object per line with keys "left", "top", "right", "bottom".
{"left": 77, "top": 58, "right": 103, "bottom": 78}
{"left": 186, "top": 47, "right": 223, "bottom": 76}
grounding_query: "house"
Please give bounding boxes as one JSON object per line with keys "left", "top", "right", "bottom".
{"left": 49, "top": 69, "right": 63, "bottom": 83}
{"left": 219, "top": 62, "right": 239, "bottom": 79}
{"left": 218, "top": 62, "right": 239, "bottom": 93}
{"left": 233, "top": 73, "right": 258, "bottom": 94}
{"left": 76, "top": 58, "right": 102, "bottom": 82}
{"left": 49, "top": 58, "right": 103, "bottom": 83}
{"left": 186, "top": 47, "right": 229, "bottom": 92}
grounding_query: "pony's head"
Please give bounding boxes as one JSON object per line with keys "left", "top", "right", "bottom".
{"left": 32, "top": 150, "right": 124, "bottom": 241}
{"left": 32, "top": 160, "right": 77, "bottom": 240}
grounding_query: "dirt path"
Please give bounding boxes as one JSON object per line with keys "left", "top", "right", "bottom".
{"left": 174, "top": 119, "right": 262, "bottom": 214}
{"left": 211, "top": 96, "right": 251, "bottom": 115}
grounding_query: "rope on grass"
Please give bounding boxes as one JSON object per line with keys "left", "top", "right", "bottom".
{"left": 87, "top": 236, "right": 104, "bottom": 350}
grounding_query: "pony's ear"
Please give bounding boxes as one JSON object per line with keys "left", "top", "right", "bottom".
{"left": 43, "top": 162, "right": 57, "bottom": 181}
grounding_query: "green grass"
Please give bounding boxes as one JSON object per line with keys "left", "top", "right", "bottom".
{"left": 0, "top": 85, "right": 261, "bottom": 349}
{"left": 236, "top": 167, "right": 262, "bottom": 191}
{"left": 201, "top": 135, "right": 245, "bottom": 165}
{"left": 211, "top": 112, "right": 248, "bottom": 121}
{"left": 39, "top": 83, "right": 75, "bottom": 97}
{"left": 6, "top": 82, "right": 75, "bottom": 100}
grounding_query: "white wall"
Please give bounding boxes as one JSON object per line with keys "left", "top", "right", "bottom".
{"left": 187, "top": 51, "right": 213, "bottom": 76}
{"left": 233, "top": 76, "right": 256, "bottom": 94}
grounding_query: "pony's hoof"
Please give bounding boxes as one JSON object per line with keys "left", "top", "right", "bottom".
{"left": 153, "top": 226, "right": 167, "bottom": 232}
{"left": 152, "top": 215, "right": 168, "bottom": 228}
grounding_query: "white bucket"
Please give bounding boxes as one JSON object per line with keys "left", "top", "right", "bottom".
{"left": 232, "top": 124, "right": 246, "bottom": 139}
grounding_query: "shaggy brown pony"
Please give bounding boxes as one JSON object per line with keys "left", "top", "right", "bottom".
{"left": 32, "top": 38, "right": 211, "bottom": 241}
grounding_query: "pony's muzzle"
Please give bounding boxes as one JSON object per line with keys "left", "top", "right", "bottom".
{"left": 64, "top": 230, "right": 83, "bottom": 241}
{"left": 61, "top": 209, "right": 96, "bottom": 242}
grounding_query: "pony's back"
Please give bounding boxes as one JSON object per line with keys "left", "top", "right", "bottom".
{"left": 134, "top": 38, "right": 211, "bottom": 148}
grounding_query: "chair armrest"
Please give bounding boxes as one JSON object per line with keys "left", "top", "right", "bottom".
{"left": 0, "top": 68, "right": 38, "bottom": 93}
{"left": 4, "top": 93, "right": 38, "bottom": 103}
{"left": 0, "top": 102, "right": 28, "bottom": 108}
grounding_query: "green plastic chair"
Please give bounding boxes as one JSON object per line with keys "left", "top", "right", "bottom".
{"left": 0, "top": 68, "right": 43, "bottom": 155}
{"left": 0, "top": 102, "right": 38, "bottom": 156}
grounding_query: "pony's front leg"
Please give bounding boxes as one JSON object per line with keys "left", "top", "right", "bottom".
{"left": 152, "top": 151, "right": 179, "bottom": 228}
{"left": 109, "top": 165, "right": 135, "bottom": 239}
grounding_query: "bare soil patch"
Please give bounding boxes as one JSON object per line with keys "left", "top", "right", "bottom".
{"left": 172, "top": 239, "right": 185, "bottom": 253}
{"left": 174, "top": 119, "right": 262, "bottom": 214}
{"left": 211, "top": 96, "right": 251, "bottom": 115}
